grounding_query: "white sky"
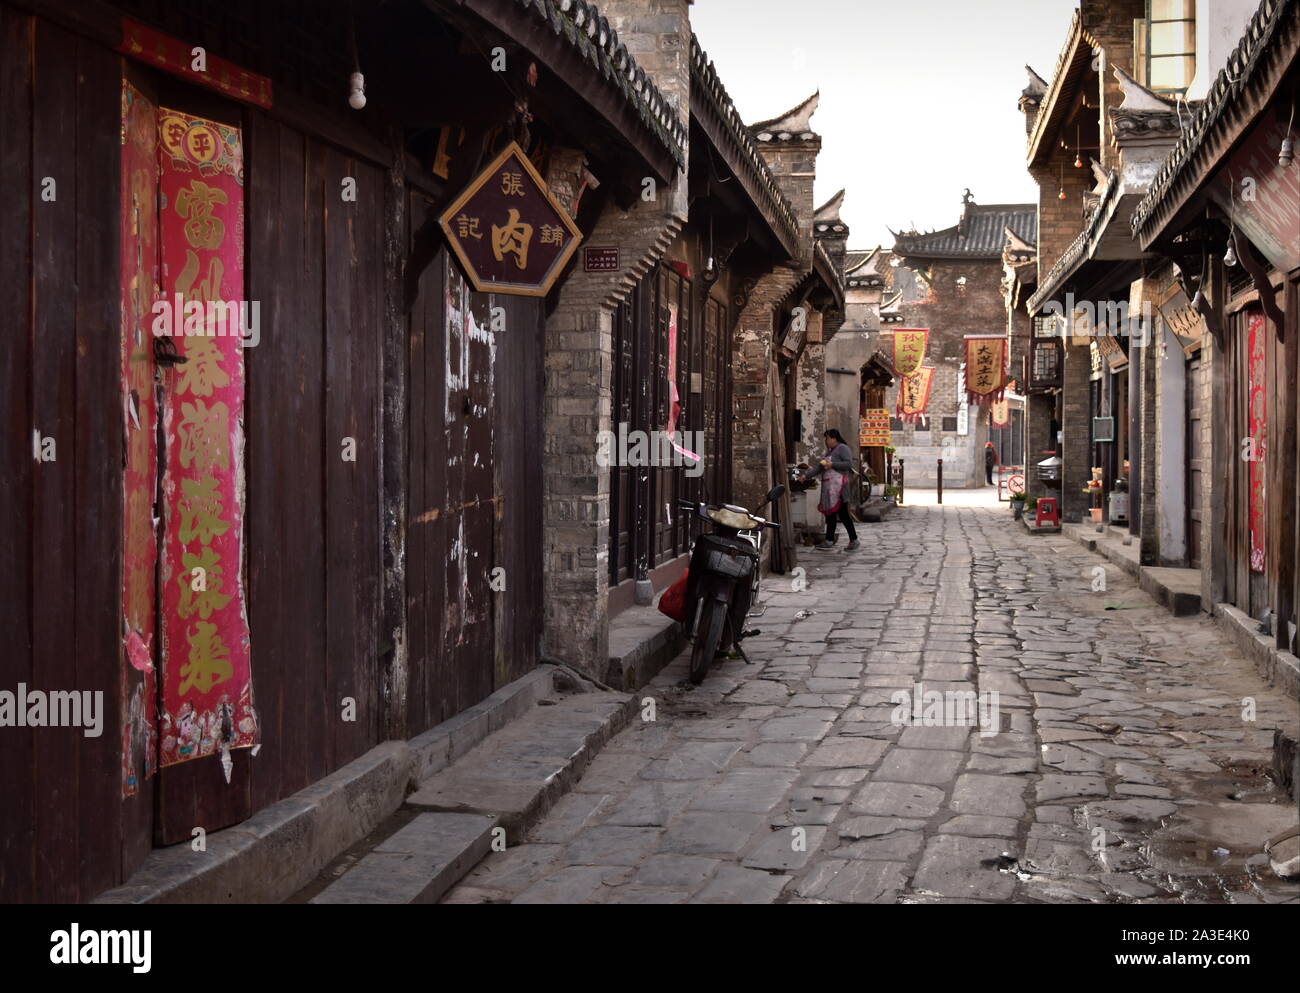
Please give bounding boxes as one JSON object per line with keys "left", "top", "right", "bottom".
{"left": 690, "top": 0, "right": 1081, "bottom": 248}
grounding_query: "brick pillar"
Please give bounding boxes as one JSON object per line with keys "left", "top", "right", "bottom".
{"left": 1082, "top": 0, "right": 1145, "bottom": 173}
{"left": 1137, "top": 313, "right": 1159, "bottom": 563}
{"left": 540, "top": 0, "right": 689, "bottom": 679}
{"left": 1060, "top": 339, "right": 1093, "bottom": 521}
{"left": 731, "top": 266, "right": 803, "bottom": 514}
{"left": 796, "top": 325, "right": 826, "bottom": 456}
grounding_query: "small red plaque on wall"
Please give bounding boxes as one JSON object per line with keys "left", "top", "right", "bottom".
{"left": 584, "top": 247, "right": 620, "bottom": 272}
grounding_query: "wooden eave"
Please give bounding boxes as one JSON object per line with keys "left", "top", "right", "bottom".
{"left": 432, "top": 0, "right": 682, "bottom": 186}
{"left": 1027, "top": 12, "right": 1099, "bottom": 170}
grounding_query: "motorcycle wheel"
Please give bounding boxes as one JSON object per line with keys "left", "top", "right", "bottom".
{"left": 689, "top": 596, "right": 727, "bottom": 685}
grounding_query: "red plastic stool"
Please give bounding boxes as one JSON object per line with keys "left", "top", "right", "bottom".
{"left": 1035, "top": 496, "right": 1060, "bottom": 527}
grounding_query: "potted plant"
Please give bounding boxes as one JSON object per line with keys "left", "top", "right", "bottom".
{"left": 1009, "top": 491, "right": 1027, "bottom": 520}
{"left": 1083, "top": 476, "right": 1104, "bottom": 523}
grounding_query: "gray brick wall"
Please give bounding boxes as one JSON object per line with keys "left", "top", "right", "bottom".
{"left": 540, "top": 0, "right": 691, "bottom": 678}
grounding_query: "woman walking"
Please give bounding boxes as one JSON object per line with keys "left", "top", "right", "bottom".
{"left": 799, "top": 429, "right": 859, "bottom": 551}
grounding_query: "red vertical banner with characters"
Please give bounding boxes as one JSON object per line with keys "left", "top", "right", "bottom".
{"left": 1247, "top": 312, "right": 1267, "bottom": 574}
{"left": 119, "top": 81, "right": 160, "bottom": 796}
{"left": 664, "top": 302, "right": 700, "bottom": 465}
{"left": 156, "top": 107, "right": 256, "bottom": 770}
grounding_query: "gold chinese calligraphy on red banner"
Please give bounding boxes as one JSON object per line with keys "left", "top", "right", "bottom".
{"left": 964, "top": 336, "right": 1007, "bottom": 405}
{"left": 897, "top": 368, "right": 934, "bottom": 423}
{"left": 157, "top": 107, "right": 256, "bottom": 769}
{"left": 892, "top": 328, "right": 929, "bottom": 377}
{"left": 1247, "top": 312, "right": 1267, "bottom": 574}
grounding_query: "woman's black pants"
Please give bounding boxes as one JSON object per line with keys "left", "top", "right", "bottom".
{"left": 825, "top": 504, "right": 857, "bottom": 542}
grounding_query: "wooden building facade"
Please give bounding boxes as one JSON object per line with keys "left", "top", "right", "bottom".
{"left": 0, "top": 0, "right": 688, "bottom": 901}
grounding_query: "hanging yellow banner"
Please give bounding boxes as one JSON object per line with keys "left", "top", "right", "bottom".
{"left": 964, "top": 335, "right": 1007, "bottom": 404}
{"left": 892, "top": 328, "right": 929, "bottom": 377}
{"left": 990, "top": 397, "right": 1010, "bottom": 427}
{"left": 897, "top": 367, "right": 934, "bottom": 423}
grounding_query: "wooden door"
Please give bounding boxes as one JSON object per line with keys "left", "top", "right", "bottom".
{"left": 406, "top": 195, "right": 541, "bottom": 731}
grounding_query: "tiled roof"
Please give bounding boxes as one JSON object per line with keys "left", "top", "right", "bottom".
{"left": 751, "top": 92, "right": 820, "bottom": 138}
{"left": 514, "top": 0, "right": 687, "bottom": 169}
{"left": 1131, "top": 0, "right": 1297, "bottom": 241}
{"left": 892, "top": 204, "right": 1037, "bottom": 260}
{"left": 690, "top": 34, "right": 801, "bottom": 254}
{"left": 844, "top": 249, "right": 877, "bottom": 273}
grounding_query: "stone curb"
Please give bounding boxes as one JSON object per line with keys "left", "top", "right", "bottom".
{"left": 407, "top": 692, "right": 637, "bottom": 843}
{"left": 1062, "top": 523, "right": 1200, "bottom": 616}
{"left": 93, "top": 666, "right": 561, "bottom": 904}
{"left": 1212, "top": 602, "right": 1300, "bottom": 702}
{"left": 607, "top": 603, "right": 685, "bottom": 690}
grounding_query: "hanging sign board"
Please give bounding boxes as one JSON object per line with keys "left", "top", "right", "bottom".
{"left": 440, "top": 142, "right": 582, "bottom": 297}
{"left": 859, "top": 408, "right": 890, "bottom": 446}
{"left": 1157, "top": 283, "right": 1205, "bottom": 356}
{"left": 1097, "top": 333, "right": 1129, "bottom": 371}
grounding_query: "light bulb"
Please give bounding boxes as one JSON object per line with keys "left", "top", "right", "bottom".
{"left": 1280, "top": 136, "right": 1294, "bottom": 168}
{"left": 1074, "top": 155, "right": 1083, "bottom": 168}
{"left": 1058, "top": 188, "right": 1067, "bottom": 200}
{"left": 1224, "top": 240, "right": 1238, "bottom": 267}
{"left": 348, "top": 72, "right": 366, "bottom": 110}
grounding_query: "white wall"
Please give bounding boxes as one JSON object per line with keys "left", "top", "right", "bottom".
{"left": 1156, "top": 322, "right": 1187, "bottom": 562}
{"left": 1186, "top": 0, "right": 1261, "bottom": 101}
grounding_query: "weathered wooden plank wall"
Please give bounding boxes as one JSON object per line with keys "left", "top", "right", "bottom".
{"left": 2, "top": 0, "right": 542, "bottom": 897}
{"left": 491, "top": 292, "right": 543, "bottom": 689}
{"left": 239, "top": 113, "right": 385, "bottom": 829}
{"left": 0, "top": 4, "right": 38, "bottom": 904}
{"left": 0, "top": 7, "right": 125, "bottom": 901}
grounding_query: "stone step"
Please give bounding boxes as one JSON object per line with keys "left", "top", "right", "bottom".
{"left": 1139, "top": 566, "right": 1201, "bottom": 617}
{"left": 406, "top": 692, "right": 634, "bottom": 842}
{"left": 310, "top": 812, "right": 496, "bottom": 904}
{"left": 607, "top": 603, "right": 684, "bottom": 690}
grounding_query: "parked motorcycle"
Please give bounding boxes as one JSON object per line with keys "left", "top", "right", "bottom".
{"left": 677, "top": 485, "right": 785, "bottom": 684}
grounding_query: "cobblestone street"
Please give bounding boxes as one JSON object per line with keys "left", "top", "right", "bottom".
{"left": 446, "top": 503, "right": 1299, "bottom": 904}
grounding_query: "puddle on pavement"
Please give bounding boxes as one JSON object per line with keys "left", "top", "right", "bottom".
{"left": 1136, "top": 798, "right": 1298, "bottom": 902}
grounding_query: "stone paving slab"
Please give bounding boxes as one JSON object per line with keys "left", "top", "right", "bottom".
{"left": 441, "top": 504, "right": 1300, "bottom": 905}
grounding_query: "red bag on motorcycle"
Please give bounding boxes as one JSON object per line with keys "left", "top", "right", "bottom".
{"left": 657, "top": 569, "right": 691, "bottom": 623}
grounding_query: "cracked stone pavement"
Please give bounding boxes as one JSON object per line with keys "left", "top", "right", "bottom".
{"left": 444, "top": 503, "right": 1300, "bottom": 904}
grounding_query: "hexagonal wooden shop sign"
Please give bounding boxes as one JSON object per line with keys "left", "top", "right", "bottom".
{"left": 439, "top": 141, "right": 583, "bottom": 298}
